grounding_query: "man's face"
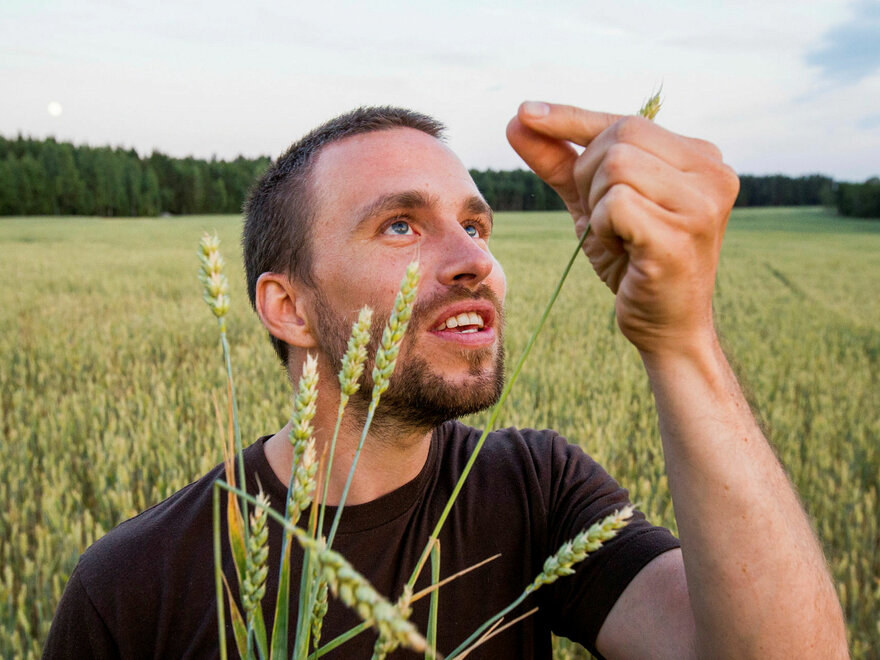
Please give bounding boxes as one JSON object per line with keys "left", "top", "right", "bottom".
{"left": 305, "top": 128, "right": 507, "bottom": 431}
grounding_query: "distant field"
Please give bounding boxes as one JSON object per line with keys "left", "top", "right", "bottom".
{"left": 1, "top": 207, "right": 878, "bottom": 657}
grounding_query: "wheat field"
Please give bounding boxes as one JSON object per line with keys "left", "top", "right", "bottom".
{"left": 1, "top": 207, "right": 878, "bottom": 657}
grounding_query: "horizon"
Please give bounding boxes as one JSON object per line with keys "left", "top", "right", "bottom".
{"left": 2, "top": 131, "right": 872, "bottom": 184}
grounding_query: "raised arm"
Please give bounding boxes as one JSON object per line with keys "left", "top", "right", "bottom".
{"left": 507, "top": 101, "right": 848, "bottom": 658}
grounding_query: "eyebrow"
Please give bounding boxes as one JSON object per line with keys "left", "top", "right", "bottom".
{"left": 464, "top": 195, "right": 494, "bottom": 228}
{"left": 354, "top": 190, "right": 494, "bottom": 229}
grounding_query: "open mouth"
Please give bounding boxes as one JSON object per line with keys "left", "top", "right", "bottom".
{"left": 434, "top": 311, "right": 486, "bottom": 334}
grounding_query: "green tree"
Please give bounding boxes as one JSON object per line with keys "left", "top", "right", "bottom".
{"left": 18, "top": 154, "right": 53, "bottom": 215}
{"left": 0, "top": 155, "right": 18, "bottom": 214}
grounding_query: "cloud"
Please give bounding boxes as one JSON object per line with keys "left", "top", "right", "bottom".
{"left": 806, "top": 0, "right": 880, "bottom": 84}
{"left": 857, "top": 112, "right": 880, "bottom": 129}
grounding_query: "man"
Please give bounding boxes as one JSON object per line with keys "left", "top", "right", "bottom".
{"left": 45, "top": 103, "right": 847, "bottom": 659}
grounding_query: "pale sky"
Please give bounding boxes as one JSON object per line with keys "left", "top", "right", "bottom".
{"left": 2, "top": 0, "right": 879, "bottom": 181}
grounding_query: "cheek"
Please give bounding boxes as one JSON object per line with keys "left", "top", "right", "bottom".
{"left": 313, "top": 249, "right": 394, "bottom": 310}
{"left": 490, "top": 258, "right": 507, "bottom": 303}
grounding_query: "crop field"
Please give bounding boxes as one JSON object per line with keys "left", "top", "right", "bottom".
{"left": 1, "top": 207, "right": 878, "bottom": 657}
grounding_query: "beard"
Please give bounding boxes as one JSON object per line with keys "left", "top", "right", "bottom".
{"left": 311, "top": 285, "right": 505, "bottom": 436}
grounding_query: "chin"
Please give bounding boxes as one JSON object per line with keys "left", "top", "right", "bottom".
{"left": 366, "top": 349, "right": 505, "bottom": 431}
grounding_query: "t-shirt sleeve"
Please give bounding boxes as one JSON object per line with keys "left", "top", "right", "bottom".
{"left": 533, "top": 430, "right": 680, "bottom": 658}
{"left": 42, "top": 569, "right": 118, "bottom": 659}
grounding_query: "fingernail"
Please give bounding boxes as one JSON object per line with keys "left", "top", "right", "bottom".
{"left": 521, "top": 101, "right": 549, "bottom": 118}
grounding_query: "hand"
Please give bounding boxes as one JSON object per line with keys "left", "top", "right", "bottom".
{"left": 506, "top": 101, "right": 740, "bottom": 356}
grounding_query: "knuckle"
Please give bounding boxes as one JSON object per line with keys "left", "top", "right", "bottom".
{"left": 573, "top": 156, "right": 591, "bottom": 189}
{"left": 720, "top": 163, "right": 741, "bottom": 201}
{"left": 604, "top": 143, "right": 633, "bottom": 179}
{"left": 613, "top": 115, "right": 648, "bottom": 143}
{"left": 639, "top": 257, "right": 665, "bottom": 283}
{"left": 690, "top": 137, "right": 723, "bottom": 161}
{"left": 605, "top": 182, "right": 633, "bottom": 209}
{"left": 704, "top": 161, "right": 740, "bottom": 211}
{"left": 598, "top": 183, "right": 635, "bottom": 219}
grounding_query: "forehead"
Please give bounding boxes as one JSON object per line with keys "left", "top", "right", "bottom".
{"left": 309, "top": 127, "right": 480, "bottom": 222}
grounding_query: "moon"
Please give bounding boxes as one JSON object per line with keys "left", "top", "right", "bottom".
{"left": 47, "top": 101, "right": 63, "bottom": 117}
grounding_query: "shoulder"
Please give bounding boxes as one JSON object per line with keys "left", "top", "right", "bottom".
{"left": 433, "top": 420, "right": 629, "bottom": 550}
{"left": 71, "top": 460, "right": 224, "bottom": 623}
{"left": 45, "top": 460, "right": 226, "bottom": 657}
{"left": 78, "top": 460, "right": 224, "bottom": 578}
{"left": 48, "top": 439, "right": 274, "bottom": 657}
{"left": 435, "top": 420, "right": 612, "bottom": 500}
{"left": 436, "top": 419, "right": 576, "bottom": 463}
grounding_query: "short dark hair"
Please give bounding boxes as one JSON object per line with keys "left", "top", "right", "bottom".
{"left": 242, "top": 106, "right": 446, "bottom": 365}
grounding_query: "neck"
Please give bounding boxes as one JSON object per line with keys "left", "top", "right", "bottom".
{"left": 263, "top": 386, "right": 434, "bottom": 506}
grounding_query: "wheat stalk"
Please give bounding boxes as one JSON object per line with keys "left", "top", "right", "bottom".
{"left": 310, "top": 579, "right": 330, "bottom": 648}
{"left": 447, "top": 507, "right": 634, "bottom": 659}
{"left": 243, "top": 491, "right": 270, "bottom": 620}
{"left": 198, "top": 233, "right": 230, "bottom": 326}
{"left": 326, "top": 261, "right": 420, "bottom": 547}
{"left": 288, "top": 354, "right": 319, "bottom": 526}
{"left": 527, "top": 506, "right": 634, "bottom": 592}
{"left": 371, "top": 261, "right": 420, "bottom": 397}
{"left": 208, "top": 90, "right": 662, "bottom": 659}
{"left": 340, "top": 306, "right": 373, "bottom": 401}
{"left": 315, "top": 546, "right": 426, "bottom": 655}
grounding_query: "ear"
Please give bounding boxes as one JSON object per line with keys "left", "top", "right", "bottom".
{"left": 255, "top": 272, "right": 318, "bottom": 349}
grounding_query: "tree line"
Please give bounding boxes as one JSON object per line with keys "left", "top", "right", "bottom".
{"left": 0, "top": 135, "right": 268, "bottom": 217}
{"left": 1, "top": 135, "right": 878, "bottom": 218}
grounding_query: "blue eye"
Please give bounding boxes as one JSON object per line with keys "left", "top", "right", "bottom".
{"left": 464, "top": 224, "right": 478, "bottom": 237}
{"left": 387, "top": 220, "right": 413, "bottom": 235}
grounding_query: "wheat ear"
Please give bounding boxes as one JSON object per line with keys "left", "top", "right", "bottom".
{"left": 288, "top": 354, "right": 319, "bottom": 526}
{"left": 326, "top": 261, "right": 420, "bottom": 547}
{"left": 371, "top": 261, "right": 420, "bottom": 396}
{"left": 198, "top": 233, "right": 230, "bottom": 327}
{"left": 447, "top": 507, "right": 634, "bottom": 659}
{"left": 242, "top": 491, "right": 270, "bottom": 627}
{"left": 527, "top": 506, "right": 634, "bottom": 592}
{"left": 317, "top": 546, "right": 426, "bottom": 654}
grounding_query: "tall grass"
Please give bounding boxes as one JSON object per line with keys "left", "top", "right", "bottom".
{"left": 1, "top": 208, "right": 878, "bottom": 657}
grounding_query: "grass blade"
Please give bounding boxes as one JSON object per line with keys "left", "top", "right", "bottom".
{"left": 426, "top": 540, "right": 440, "bottom": 660}
{"left": 222, "top": 572, "right": 249, "bottom": 659}
{"left": 269, "top": 529, "right": 293, "bottom": 660}
{"left": 213, "top": 484, "right": 228, "bottom": 660}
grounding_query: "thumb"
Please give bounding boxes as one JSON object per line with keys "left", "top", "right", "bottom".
{"left": 506, "top": 114, "right": 581, "bottom": 210}
{"left": 506, "top": 101, "right": 624, "bottom": 212}
{"left": 516, "top": 101, "right": 622, "bottom": 148}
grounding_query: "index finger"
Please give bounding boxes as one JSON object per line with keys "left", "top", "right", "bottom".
{"left": 516, "top": 101, "right": 623, "bottom": 148}
{"left": 506, "top": 115, "right": 582, "bottom": 211}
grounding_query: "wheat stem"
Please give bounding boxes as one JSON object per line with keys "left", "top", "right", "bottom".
{"left": 447, "top": 507, "right": 633, "bottom": 659}
{"left": 406, "top": 89, "right": 663, "bottom": 592}
{"left": 213, "top": 485, "right": 228, "bottom": 660}
{"left": 326, "top": 262, "right": 420, "bottom": 548}
{"left": 318, "top": 307, "right": 372, "bottom": 537}
{"left": 406, "top": 224, "right": 590, "bottom": 591}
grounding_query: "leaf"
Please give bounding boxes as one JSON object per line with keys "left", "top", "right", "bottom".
{"left": 223, "top": 572, "right": 249, "bottom": 659}
{"left": 426, "top": 540, "right": 440, "bottom": 660}
{"left": 222, "top": 396, "right": 248, "bottom": 587}
{"left": 252, "top": 607, "right": 269, "bottom": 660}
{"left": 269, "top": 533, "right": 294, "bottom": 660}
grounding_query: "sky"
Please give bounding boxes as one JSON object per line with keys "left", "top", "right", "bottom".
{"left": 2, "top": 0, "right": 879, "bottom": 181}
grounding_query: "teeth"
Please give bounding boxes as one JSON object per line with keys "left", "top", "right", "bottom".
{"left": 436, "top": 311, "right": 486, "bottom": 331}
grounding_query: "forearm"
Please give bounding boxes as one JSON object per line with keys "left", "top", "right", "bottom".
{"left": 641, "top": 335, "right": 847, "bottom": 658}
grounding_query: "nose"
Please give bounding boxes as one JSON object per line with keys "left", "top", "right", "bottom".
{"left": 435, "top": 224, "right": 496, "bottom": 289}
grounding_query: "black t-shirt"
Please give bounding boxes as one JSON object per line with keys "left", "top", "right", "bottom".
{"left": 43, "top": 421, "right": 679, "bottom": 659}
